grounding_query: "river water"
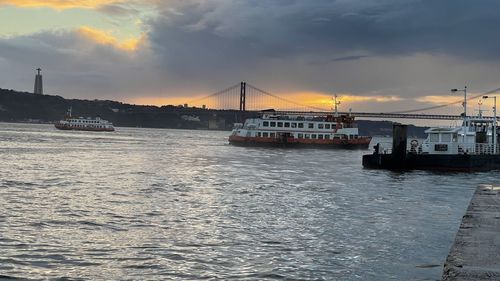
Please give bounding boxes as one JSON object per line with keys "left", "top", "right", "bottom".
{"left": 0, "top": 123, "right": 498, "bottom": 280}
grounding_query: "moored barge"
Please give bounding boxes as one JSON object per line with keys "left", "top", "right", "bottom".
{"left": 363, "top": 89, "right": 500, "bottom": 171}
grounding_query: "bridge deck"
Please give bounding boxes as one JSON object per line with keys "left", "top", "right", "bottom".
{"left": 267, "top": 111, "right": 466, "bottom": 120}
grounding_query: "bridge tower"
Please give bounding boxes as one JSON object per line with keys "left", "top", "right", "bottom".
{"left": 239, "top": 81, "right": 246, "bottom": 111}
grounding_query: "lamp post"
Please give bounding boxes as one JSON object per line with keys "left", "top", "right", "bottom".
{"left": 451, "top": 86, "right": 468, "bottom": 117}
{"left": 483, "top": 95, "right": 497, "bottom": 154}
{"left": 451, "top": 86, "right": 468, "bottom": 142}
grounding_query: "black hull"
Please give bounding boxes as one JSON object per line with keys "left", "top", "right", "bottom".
{"left": 229, "top": 141, "right": 370, "bottom": 150}
{"left": 363, "top": 153, "right": 500, "bottom": 172}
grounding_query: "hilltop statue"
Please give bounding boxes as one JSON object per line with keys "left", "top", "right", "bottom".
{"left": 34, "top": 68, "right": 43, "bottom": 95}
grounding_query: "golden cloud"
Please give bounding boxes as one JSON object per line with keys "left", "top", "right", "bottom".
{"left": 283, "top": 92, "right": 403, "bottom": 109}
{"left": 0, "top": 0, "right": 121, "bottom": 9}
{"left": 416, "top": 95, "right": 462, "bottom": 105}
{"left": 77, "top": 26, "right": 145, "bottom": 52}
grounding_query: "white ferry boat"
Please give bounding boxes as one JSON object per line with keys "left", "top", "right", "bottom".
{"left": 54, "top": 108, "right": 115, "bottom": 132}
{"left": 229, "top": 98, "right": 371, "bottom": 148}
{"left": 363, "top": 89, "right": 500, "bottom": 171}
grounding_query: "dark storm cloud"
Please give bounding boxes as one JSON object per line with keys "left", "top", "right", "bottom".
{"left": 149, "top": 0, "right": 500, "bottom": 68}
{"left": 0, "top": 29, "right": 164, "bottom": 99}
{"left": 0, "top": 30, "right": 126, "bottom": 71}
{"left": 310, "top": 55, "right": 370, "bottom": 65}
{"left": 140, "top": 0, "right": 500, "bottom": 98}
{"left": 2, "top": 0, "right": 500, "bottom": 105}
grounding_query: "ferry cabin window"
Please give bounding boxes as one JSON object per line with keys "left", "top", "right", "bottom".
{"left": 298, "top": 133, "right": 303, "bottom": 138}
{"left": 284, "top": 122, "right": 290, "bottom": 128}
{"left": 325, "top": 135, "right": 330, "bottom": 139}
{"left": 312, "top": 134, "right": 317, "bottom": 139}
{"left": 430, "top": 133, "right": 439, "bottom": 142}
{"left": 277, "top": 122, "right": 283, "bottom": 127}
{"left": 263, "top": 121, "right": 269, "bottom": 127}
{"left": 257, "top": 132, "right": 261, "bottom": 137}
{"left": 298, "top": 123, "right": 304, "bottom": 128}
{"left": 318, "top": 124, "right": 324, "bottom": 129}
{"left": 305, "top": 134, "right": 310, "bottom": 139}
{"left": 308, "top": 123, "right": 314, "bottom": 129}
{"left": 441, "top": 133, "right": 452, "bottom": 142}
{"left": 263, "top": 132, "right": 269, "bottom": 137}
{"left": 325, "top": 124, "right": 331, "bottom": 129}
{"left": 270, "top": 133, "right": 276, "bottom": 138}
{"left": 318, "top": 134, "right": 324, "bottom": 139}
{"left": 291, "top": 123, "right": 297, "bottom": 128}
{"left": 270, "top": 122, "right": 276, "bottom": 127}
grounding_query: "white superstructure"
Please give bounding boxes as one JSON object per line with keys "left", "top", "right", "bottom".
{"left": 415, "top": 116, "right": 499, "bottom": 155}
{"left": 399, "top": 87, "right": 499, "bottom": 156}
{"left": 231, "top": 114, "right": 361, "bottom": 140}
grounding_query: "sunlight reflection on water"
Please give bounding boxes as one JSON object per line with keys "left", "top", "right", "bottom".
{"left": 0, "top": 123, "right": 498, "bottom": 280}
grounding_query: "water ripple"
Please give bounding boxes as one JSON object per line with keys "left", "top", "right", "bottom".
{"left": 1, "top": 123, "right": 499, "bottom": 280}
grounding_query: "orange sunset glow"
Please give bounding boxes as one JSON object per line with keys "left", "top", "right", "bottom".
{"left": 129, "top": 91, "right": 404, "bottom": 111}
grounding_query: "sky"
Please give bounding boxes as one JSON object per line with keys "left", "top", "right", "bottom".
{"left": 1, "top": 0, "right": 500, "bottom": 116}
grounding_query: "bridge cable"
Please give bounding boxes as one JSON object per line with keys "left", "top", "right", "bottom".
{"left": 389, "top": 87, "right": 500, "bottom": 114}
{"left": 246, "top": 83, "right": 330, "bottom": 112}
{"left": 185, "top": 83, "right": 240, "bottom": 106}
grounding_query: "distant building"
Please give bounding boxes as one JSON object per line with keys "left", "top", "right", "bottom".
{"left": 181, "top": 115, "right": 201, "bottom": 122}
{"left": 208, "top": 119, "right": 218, "bottom": 129}
{"left": 34, "top": 68, "right": 43, "bottom": 95}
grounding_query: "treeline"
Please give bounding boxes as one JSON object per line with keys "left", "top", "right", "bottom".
{"left": 0, "top": 88, "right": 242, "bottom": 129}
{"left": 0, "top": 88, "right": 427, "bottom": 136}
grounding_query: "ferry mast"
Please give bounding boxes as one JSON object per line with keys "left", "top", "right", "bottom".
{"left": 333, "top": 94, "right": 340, "bottom": 117}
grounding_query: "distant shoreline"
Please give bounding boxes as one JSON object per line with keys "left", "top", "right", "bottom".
{"left": 0, "top": 88, "right": 428, "bottom": 137}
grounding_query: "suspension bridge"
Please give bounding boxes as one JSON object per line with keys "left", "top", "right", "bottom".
{"left": 185, "top": 82, "right": 500, "bottom": 120}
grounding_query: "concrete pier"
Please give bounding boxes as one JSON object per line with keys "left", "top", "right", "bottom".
{"left": 442, "top": 185, "right": 500, "bottom": 280}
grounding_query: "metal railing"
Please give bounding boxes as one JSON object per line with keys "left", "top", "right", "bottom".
{"left": 457, "top": 143, "right": 500, "bottom": 155}
{"left": 375, "top": 143, "right": 500, "bottom": 155}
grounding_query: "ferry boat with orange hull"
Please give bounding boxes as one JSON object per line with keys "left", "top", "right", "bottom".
{"left": 54, "top": 108, "right": 115, "bottom": 132}
{"left": 229, "top": 112, "right": 371, "bottom": 149}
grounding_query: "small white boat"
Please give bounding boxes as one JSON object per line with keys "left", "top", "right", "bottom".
{"left": 54, "top": 107, "right": 115, "bottom": 132}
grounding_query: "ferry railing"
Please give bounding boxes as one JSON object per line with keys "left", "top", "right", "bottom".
{"left": 458, "top": 143, "right": 500, "bottom": 155}
{"left": 378, "top": 144, "right": 500, "bottom": 155}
